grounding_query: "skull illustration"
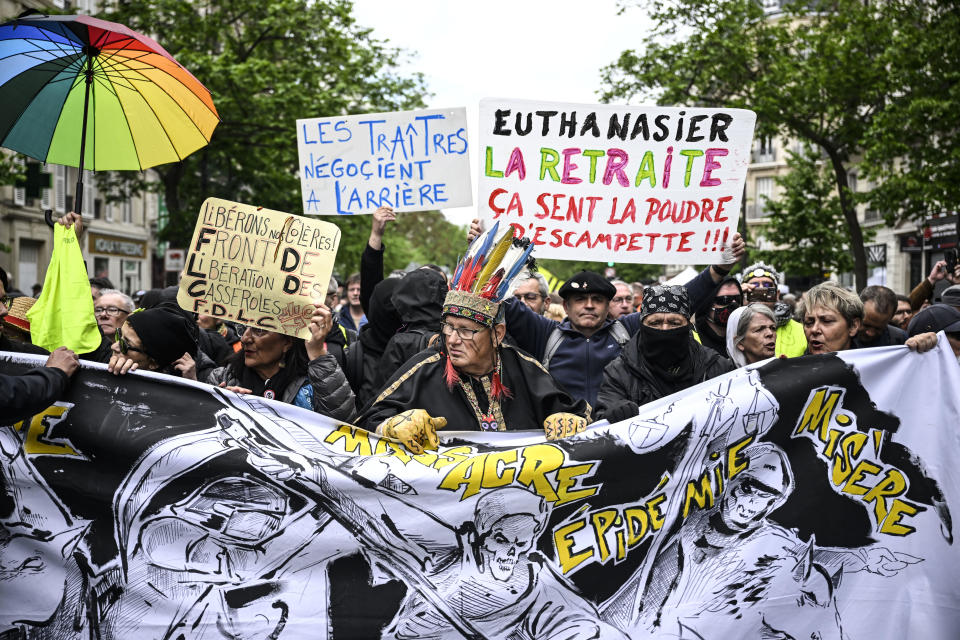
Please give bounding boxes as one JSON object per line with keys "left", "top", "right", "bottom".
{"left": 473, "top": 488, "right": 549, "bottom": 582}
{"left": 479, "top": 514, "right": 540, "bottom": 582}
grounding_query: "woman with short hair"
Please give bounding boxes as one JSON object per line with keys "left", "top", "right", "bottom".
{"left": 725, "top": 303, "right": 778, "bottom": 367}
{"left": 798, "top": 281, "right": 937, "bottom": 355}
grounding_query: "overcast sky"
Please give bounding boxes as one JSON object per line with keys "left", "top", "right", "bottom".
{"left": 351, "top": 0, "right": 655, "bottom": 225}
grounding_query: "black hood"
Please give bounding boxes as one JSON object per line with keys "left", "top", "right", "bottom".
{"left": 358, "top": 277, "right": 402, "bottom": 357}
{"left": 619, "top": 327, "right": 727, "bottom": 395}
{"left": 391, "top": 269, "right": 447, "bottom": 329}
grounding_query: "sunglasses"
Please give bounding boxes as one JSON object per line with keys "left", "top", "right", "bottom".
{"left": 712, "top": 295, "right": 741, "bottom": 307}
{"left": 114, "top": 328, "right": 146, "bottom": 355}
{"left": 0, "top": 295, "right": 13, "bottom": 308}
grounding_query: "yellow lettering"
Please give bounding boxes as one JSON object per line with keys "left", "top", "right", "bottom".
{"left": 516, "top": 444, "right": 564, "bottom": 503}
{"left": 23, "top": 406, "right": 79, "bottom": 457}
{"left": 841, "top": 459, "right": 882, "bottom": 496}
{"left": 863, "top": 469, "right": 908, "bottom": 524}
{"left": 324, "top": 425, "right": 372, "bottom": 456}
{"left": 830, "top": 432, "right": 868, "bottom": 486}
{"left": 726, "top": 434, "right": 754, "bottom": 479}
{"left": 555, "top": 463, "right": 598, "bottom": 506}
{"left": 625, "top": 507, "right": 649, "bottom": 546}
{"left": 438, "top": 454, "right": 486, "bottom": 499}
{"left": 682, "top": 472, "right": 715, "bottom": 519}
{"left": 590, "top": 509, "right": 618, "bottom": 563}
{"left": 431, "top": 445, "right": 474, "bottom": 470}
{"left": 879, "top": 499, "right": 922, "bottom": 536}
{"left": 482, "top": 449, "right": 518, "bottom": 488}
{"left": 373, "top": 437, "right": 412, "bottom": 464}
{"left": 647, "top": 493, "right": 667, "bottom": 531}
{"left": 796, "top": 387, "right": 843, "bottom": 442}
{"left": 553, "top": 519, "right": 594, "bottom": 574}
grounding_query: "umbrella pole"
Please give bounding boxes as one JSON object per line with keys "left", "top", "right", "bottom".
{"left": 74, "top": 49, "right": 95, "bottom": 215}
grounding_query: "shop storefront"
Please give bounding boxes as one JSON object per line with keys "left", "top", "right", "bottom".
{"left": 86, "top": 232, "right": 149, "bottom": 295}
{"left": 899, "top": 214, "right": 958, "bottom": 288}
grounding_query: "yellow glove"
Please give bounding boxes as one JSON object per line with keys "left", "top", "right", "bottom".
{"left": 543, "top": 412, "right": 587, "bottom": 441}
{"left": 376, "top": 409, "right": 447, "bottom": 454}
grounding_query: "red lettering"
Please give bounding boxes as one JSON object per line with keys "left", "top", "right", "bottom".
{"left": 714, "top": 195, "right": 733, "bottom": 222}
{"left": 535, "top": 193, "right": 551, "bottom": 219}
{"left": 506, "top": 192, "right": 524, "bottom": 217}
{"left": 677, "top": 231, "right": 694, "bottom": 252}
{"left": 644, "top": 198, "right": 661, "bottom": 225}
{"left": 489, "top": 188, "right": 508, "bottom": 217}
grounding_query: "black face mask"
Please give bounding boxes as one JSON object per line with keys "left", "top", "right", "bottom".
{"left": 640, "top": 323, "right": 691, "bottom": 372}
{"left": 709, "top": 302, "right": 739, "bottom": 327}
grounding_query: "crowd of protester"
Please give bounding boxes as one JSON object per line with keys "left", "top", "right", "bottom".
{"left": 2, "top": 208, "right": 959, "bottom": 452}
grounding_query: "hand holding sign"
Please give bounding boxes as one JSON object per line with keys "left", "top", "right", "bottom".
{"left": 305, "top": 304, "right": 333, "bottom": 360}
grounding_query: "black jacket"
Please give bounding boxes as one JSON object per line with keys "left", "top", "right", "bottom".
{"left": 1, "top": 366, "right": 69, "bottom": 424}
{"left": 596, "top": 332, "right": 735, "bottom": 420}
{"left": 347, "top": 278, "right": 402, "bottom": 408}
{"left": 376, "top": 269, "right": 447, "bottom": 389}
{"left": 357, "top": 344, "right": 590, "bottom": 432}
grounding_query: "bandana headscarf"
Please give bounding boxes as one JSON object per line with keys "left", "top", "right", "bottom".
{"left": 640, "top": 285, "right": 691, "bottom": 319}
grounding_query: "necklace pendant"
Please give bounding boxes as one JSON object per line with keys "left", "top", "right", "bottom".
{"left": 480, "top": 412, "right": 499, "bottom": 431}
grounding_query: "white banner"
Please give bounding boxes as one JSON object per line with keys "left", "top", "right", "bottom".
{"left": 477, "top": 98, "right": 756, "bottom": 264}
{"left": 297, "top": 107, "right": 473, "bottom": 215}
{"left": 2, "top": 337, "right": 958, "bottom": 638}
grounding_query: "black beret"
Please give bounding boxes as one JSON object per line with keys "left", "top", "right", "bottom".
{"left": 558, "top": 271, "right": 616, "bottom": 300}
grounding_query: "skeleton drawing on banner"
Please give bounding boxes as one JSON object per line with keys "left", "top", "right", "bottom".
{"left": 599, "top": 372, "right": 922, "bottom": 639}
{"left": 0, "top": 417, "right": 87, "bottom": 634}
{"left": 375, "top": 487, "right": 627, "bottom": 640}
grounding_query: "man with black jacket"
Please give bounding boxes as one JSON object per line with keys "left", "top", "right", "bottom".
{"left": 693, "top": 276, "right": 743, "bottom": 358}
{"left": 1, "top": 347, "right": 79, "bottom": 423}
{"left": 596, "top": 285, "right": 735, "bottom": 423}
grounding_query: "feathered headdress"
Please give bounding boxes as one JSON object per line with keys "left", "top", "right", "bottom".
{"left": 443, "top": 222, "right": 536, "bottom": 400}
{"left": 444, "top": 221, "right": 535, "bottom": 328}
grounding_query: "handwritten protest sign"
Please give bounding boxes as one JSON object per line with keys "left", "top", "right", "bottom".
{"left": 176, "top": 198, "right": 340, "bottom": 339}
{"left": 297, "top": 107, "right": 472, "bottom": 215}
{"left": 478, "top": 99, "right": 756, "bottom": 264}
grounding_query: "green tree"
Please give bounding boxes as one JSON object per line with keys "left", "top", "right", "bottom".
{"left": 753, "top": 149, "right": 869, "bottom": 280}
{"left": 602, "top": 0, "right": 900, "bottom": 291}
{"left": 97, "top": 0, "right": 427, "bottom": 247}
{"left": 860, "top": 2, "right": 960, "bottom": 224}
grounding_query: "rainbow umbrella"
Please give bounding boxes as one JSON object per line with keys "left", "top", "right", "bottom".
{"left": 0, "top": 12, "right": 219, "bottom": 212}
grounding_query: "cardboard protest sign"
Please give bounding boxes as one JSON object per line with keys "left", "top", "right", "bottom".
{"left": 176, "top": 198, "right": 340, "bottom": 338}
{"left": 478, "top": 99, "right": 756, "bottom": 264}
{"left": 297, "top": 107, "right": 472, "bottom": 215}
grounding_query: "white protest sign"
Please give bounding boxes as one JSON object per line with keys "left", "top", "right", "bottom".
{"left": 297, "top": 107, "right": 473, "bottom": 215}
{"left": 477, "top": 99, "right": 756, "bottom": 264}
{"left": 176, "top": 198, "right": 340, "bottom": 339}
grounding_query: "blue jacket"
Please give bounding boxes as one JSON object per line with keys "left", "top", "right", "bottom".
{"left": 503, "top": 266, "right": 718, "bottom": 408}
{"left": 338, "top": 305, "right": 368, "bottom": 333}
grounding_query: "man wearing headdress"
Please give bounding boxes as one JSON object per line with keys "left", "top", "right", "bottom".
{"left": 357, "top": 227, "right": 590, "bottom": 450}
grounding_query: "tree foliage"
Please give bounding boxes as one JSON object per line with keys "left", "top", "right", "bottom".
{"left": 753, "top": 149, "right": 871, "bottom": 279}
{"left": 859, "top": 2, "right": 960, "bottom": 223}
{"left": 601, "top": 0, "right": 957, "bottom": 291}
{"left": 97, "top": 0, "right": 428, "bottom": 249}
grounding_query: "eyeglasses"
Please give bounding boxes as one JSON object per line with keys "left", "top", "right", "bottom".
{"left": 94, "top": 305, "right": 130, "bottom": 316}
{"left": 712, "top": 295, "right": 741, "bottom": 307}
{"left": 440, "top": 321, "right": 486, "bottom": 341}
{"left": 749, "top": 282, "right": 776, "bottom": 288}
{"left": 612, "top": 296, "right": 634, "bottom": 305}
{"left": 243, "top": 326, "right": 271, "bottom": 338}
{"left": 114, "top": 328, "right": 146, "bottom": 355}
{"left": 0, "top": 295, "right": 12, "bottom": 308}
{"left": 514, "top": 292, "right": 543, "bottom": 302}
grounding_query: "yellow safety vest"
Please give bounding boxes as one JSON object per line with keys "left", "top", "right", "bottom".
{"left": 776, "top": 319, "right": 807, "bottom": 358}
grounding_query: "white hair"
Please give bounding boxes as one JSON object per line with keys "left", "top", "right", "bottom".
{"left": 96, "top": 288, "right": 134, "bottom": 312}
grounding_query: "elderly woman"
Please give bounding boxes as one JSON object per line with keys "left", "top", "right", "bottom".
{"left": 206, "top": 304, "right": 356, "bottom": 422}
{"left": 798, "top": 281, "right": 937, "bottom": 354}
{"left": 725, "top": 303, "right": 778, "bottom": 367}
